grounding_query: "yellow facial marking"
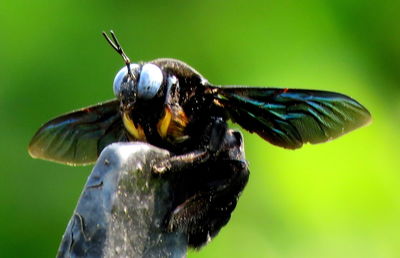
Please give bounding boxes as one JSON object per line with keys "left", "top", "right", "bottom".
{"left": 157, "top": 106, "right": 189, "bottom": 142}
{"left": 157, "top": 107, "right": 172, "bottom": 138}
{"left": 122, "top": 113, "right": 146, "bottom": 140}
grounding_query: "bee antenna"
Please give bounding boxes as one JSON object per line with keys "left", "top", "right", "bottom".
{"left": 102, "top": 30, "right": 133, "bottom": 77}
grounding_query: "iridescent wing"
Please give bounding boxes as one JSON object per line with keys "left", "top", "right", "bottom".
{"left": 215, "top": 87, "right": 371, "bottom": 149}
{"left": 28, "top": 100, "right": 127, "bottom": 165}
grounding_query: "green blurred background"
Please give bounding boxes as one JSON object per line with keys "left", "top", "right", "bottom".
{"left": 1, "top": 0, "right": 399, "bottom": 257}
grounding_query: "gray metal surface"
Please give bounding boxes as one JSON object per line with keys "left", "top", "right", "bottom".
{"left": 57, "top": 142, "right": 187, "bottom": 258}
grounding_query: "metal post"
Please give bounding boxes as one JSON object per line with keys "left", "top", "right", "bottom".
{"left": 57, "top": 142, "right": 187, "bottom": 258}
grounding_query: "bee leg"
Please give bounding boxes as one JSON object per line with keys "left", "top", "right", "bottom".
{"left": 166, "top": 130, "right": 249, "bottom": 248}
{"left": 152, "top": 116, "right": 227, "bottom": 174}
{"left": 152, "top": 150, "right": 208, "bottom": 174}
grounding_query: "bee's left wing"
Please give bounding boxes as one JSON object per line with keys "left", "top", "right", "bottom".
{"left": 28, "top": 100, "right": 126, "bottom": 166}
{"left": 214, "top": 87, "right": 371, "bottom": 149}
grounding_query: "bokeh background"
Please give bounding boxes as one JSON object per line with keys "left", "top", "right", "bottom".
{"left": 1, "top": 0, "right": 399, "bottom": 257}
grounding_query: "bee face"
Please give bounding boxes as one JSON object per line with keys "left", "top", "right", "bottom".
{"left": 113, "top": 63, "right": 165, "bottom": 103}
{"left": 113, "top": 62, "right": 177, "bottom": 142}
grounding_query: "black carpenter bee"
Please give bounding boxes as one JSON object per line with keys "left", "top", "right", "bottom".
{"left": 29, "top": 31, "right": 371, "bottom": 247}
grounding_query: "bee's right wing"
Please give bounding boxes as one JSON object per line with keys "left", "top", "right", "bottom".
{"left": 214, "top": 86, "right": 371, "bottom": 149}
{"left": 28, "top": 100, "right": 127, "bottom": 166}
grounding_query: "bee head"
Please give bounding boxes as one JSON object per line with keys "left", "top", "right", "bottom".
{"left": 103, "top": 31, "right": 165, "bottom": 108}
{"left": 112, "top": 63, "right": 164, "bottom": 101}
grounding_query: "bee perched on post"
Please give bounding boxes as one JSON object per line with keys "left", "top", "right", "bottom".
{"left": 29, "top": 31, "right": 371, "bottom": 248}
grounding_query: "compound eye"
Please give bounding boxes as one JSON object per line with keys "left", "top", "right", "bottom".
{"left": 113, "top": 64, "right": 139, "bottom": 98}
{"left": 137, "top": 63, "right": 163, "bottom": 100}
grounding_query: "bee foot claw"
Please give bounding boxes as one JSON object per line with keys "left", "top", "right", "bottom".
{"left": 152, "top": 160, "right": 171, "bottom": 174}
